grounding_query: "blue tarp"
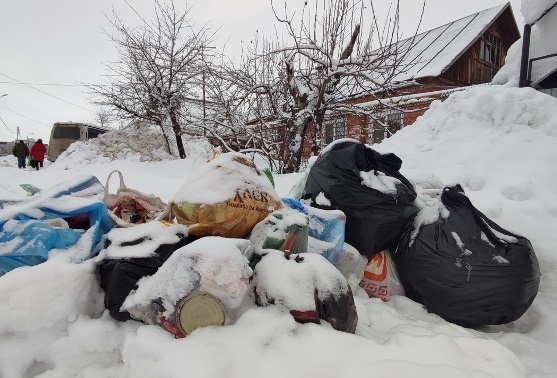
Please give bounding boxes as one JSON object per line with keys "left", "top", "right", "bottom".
{"left": 0, "top": 175, "right": 113, "bottom": 276}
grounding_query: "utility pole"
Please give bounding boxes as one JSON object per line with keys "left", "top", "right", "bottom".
{"left": 16, "top": 126, "right": 20, "bottom": 141}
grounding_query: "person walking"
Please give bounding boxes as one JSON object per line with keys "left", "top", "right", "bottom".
{"left": 12, "top": 140, "right": 29, "bottom": 169}
{"left": 30, "top": 139, "right": 47, "bottom": 171}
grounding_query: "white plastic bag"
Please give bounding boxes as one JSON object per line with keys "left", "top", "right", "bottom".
{"left": 103, "top": 170, "right": 167, "bottom": 227}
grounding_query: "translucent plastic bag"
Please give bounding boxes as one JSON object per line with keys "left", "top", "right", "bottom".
{"left": 359, "top": 250, "right": 405, "bottom": 301}
{"left": 103, "top": 170, "right": 167, "bottom": 227}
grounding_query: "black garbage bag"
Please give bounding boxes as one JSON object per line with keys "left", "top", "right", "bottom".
{"left": 393, "top": 185, "right": 541, "bottom": 327}
{"left": 302, "top": 140, "right": 418, "bottom": 256}
{"left": 97, "top": 228, "right": 195, "bottom": 322}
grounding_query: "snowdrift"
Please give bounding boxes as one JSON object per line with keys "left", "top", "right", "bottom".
{"left": 1, "top": 85, "right": 557, "bottom": 377}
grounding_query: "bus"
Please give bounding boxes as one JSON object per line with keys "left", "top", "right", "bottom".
{"left": 48, "top": 122, "right": 110, "bottom": 161}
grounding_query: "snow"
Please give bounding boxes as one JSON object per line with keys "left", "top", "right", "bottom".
{"left": 521, "top": 0, "right": 556, "bottom": 23}
{"left": 97, "top": 222, "right": 189, "bottom": 260}
{"left": 171, "top": 152, "right": 279, "bottom": 205}
{"left": 360, "top": 170, "right": 401, "bottom": 196}
{"left": 253, "top": 250, "right": 348, "bottom": 311}
{"left": 1, "top": 84, "right": 557, "bottom": 376}
{"left": 123, "top": 237, "right": 252, "bottom": 320}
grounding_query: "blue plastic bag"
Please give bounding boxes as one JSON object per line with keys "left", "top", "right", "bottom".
{"left": 0, "top": 220, "right": 83, "bottom": 276}
{"left": 0, "top": 176, "right": 113, "bottom": 276}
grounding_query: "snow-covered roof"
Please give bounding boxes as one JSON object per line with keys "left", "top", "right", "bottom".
{"left": 390, "top": 3, "right": 511, "bottom": 83}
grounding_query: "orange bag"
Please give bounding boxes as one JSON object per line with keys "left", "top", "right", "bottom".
{"left": 170, "top": 153, "right": 282, "bottom": 238}
{"left": 359, "top": 250, "right": 405, "bottom": 301}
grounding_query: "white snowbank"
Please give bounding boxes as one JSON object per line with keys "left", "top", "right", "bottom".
{"left": 2, "top": 84, "right": 557, "bottom": 376}
{"left": 50, "top": 127, "right": 215, "bottom": 170}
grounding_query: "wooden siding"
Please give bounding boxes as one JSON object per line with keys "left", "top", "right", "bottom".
{"left": 442, "top": 6, "right": 519, "bottom": 85}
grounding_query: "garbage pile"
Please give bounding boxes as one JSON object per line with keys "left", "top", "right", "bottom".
{"left": 0, "top": 143, "right": 541, "bottom": 337}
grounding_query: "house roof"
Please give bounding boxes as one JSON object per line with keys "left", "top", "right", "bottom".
{"left": 389, "top": 2, "right": 511, "bottom": 83}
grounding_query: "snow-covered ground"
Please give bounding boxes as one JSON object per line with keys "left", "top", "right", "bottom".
{"left": 1, "top": 85, "right": 556, "bottom": 377}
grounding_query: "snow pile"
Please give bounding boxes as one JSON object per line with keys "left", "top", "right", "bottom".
{"left": 3, "top": 85, "right": 557, "bottom": 376}
{"left": 50, "top": 127, "right": 214, "bottom": 169}
{"left": 0, "top": 155, "right": 17, "bottom": 168}
{"left": 377, "top": 86, "right": 557, "bottom": 206}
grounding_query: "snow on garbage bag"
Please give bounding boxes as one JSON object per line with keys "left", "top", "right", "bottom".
{"left": 122, "top": 237, "right": 253, "bottom": 338}
{"left": 253, "top": 250, "right": 358, "bottom": 334}
{"left": 0, "top": 175, "right": 112, "bottom": 276}
{"left": 393, "top": 185, "right": 541, "bottom": 327}
{"left": 302, "top": 140, "right": 418, "bottom": 256}
{"left": 96, "top": 222, "right": 191, "bottom": 322}
{"left": 168, "top": 153, "right": 282, "bottom": 238}
{"left": 0, "top": 174, "right": 104, "bottom": 209}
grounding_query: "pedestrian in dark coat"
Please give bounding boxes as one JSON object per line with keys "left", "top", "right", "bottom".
{"left": 12, "top": 140, "right": 29, "bottom": 169}
{"left": 30, "top": 139, "right": 47, "bottom": 171}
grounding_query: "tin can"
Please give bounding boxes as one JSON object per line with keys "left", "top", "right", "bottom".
{"left": 174, "top": 292, "right": 226, "bottom": 336}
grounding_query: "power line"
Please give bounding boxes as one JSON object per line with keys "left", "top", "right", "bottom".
{"left": 0, "top": 114, "right": 14, "bottom": 133}
{"left": 0, "top": 81, "right": 85, "bottom": 87}
{"left": 0, "top": 104, "right": 51, "bottom": 127}
{"left": 0, "top": 72, "right": 96, "bottom": 113}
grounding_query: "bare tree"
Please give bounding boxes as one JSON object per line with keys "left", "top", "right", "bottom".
{"left": 89, "top": 1, "right": 212, "bottom": 158}
{"left": 95, "top": 107, "right": 114, "bottom": 128}
{"left": 177, "top": 38, "right": 287, "bottom": 170}
{"left": 246, "top": 0, "right": 422, "bottom": 172}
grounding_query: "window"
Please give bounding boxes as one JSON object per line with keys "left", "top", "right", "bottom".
{"left": 368, "top": 110, "right": 403, "bottom": 144}
{"left": 53, "top": 126, "right": 80, "bottom": 140}
{"left": 323, "top": 118, "right": 346, "bottom": 144}
{"left": 88, "top": 127, "right": 106, "bottom": 139}
{"left": 479, "top": 31, "right": 502, "bottom": 68}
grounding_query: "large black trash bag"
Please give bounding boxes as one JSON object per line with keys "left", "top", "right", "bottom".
{"left": 302, "top": 140, "right": 418, "bottom": 256}
{"left": 97, "top": 232, "right": 195, "bottom": 322}
{"left": 393, "top": 185, "right": 541, "bottom": 327}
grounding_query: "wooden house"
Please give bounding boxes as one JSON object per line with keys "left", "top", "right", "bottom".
{"left": 301, "top": 2, "right": 520, "bottom": 157}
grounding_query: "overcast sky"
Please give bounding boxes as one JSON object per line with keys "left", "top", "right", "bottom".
{"left": 0, "top": 0, "right": 524, "bottom": 143}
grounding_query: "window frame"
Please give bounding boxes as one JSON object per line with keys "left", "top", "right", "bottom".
{"left": 479, "top": 30, "right": 503, "bottom": 68}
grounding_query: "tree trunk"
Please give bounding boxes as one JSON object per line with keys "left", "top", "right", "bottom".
{"left": 156, "top": 120, "right": 173, "bottom": 156}
{"left": 283, "top": 117, "right": 311, "bottom": 173}
{"left": 170, "top": 112, "right": 186, "bottom": 159}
